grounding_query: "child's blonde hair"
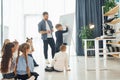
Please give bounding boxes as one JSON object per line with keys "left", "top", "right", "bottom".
{"left": 14, "top": 43, "right": 31, "bottom": 77}
{"left": 60, "top": 45, "right": 66, "bottom": 52}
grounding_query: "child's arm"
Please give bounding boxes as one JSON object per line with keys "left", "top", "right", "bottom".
{"left": 51, "top": 54, "right": 57, "bottom": 66}
{"left": 31, "top": 45, "right": 35, "bottom": 52}
{"left": 62, "top": 26, "right": 68, "bottom": 33}
{"left": 30, "top": 41, "right": 35, "bottom": 53}
{"left": 65, "top": 54, "right": 70, "bottom": 71}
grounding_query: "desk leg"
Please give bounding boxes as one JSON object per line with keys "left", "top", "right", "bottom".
{"left": 95, "top": 40, "right": 99, "bottom": 70}
{"left": 84, "top": 40, "right": 87, "bottom": 70}
{"left": 103, "top": 40, "right": 107, "bottom": 69}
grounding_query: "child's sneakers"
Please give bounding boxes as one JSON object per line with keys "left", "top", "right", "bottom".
{"left": 45, "top": 66, "right": 54, "bottom": 72}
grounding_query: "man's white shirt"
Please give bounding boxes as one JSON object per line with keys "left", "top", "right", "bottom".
{"left": 45, "top": 21, "right": 52, "bottom": 38}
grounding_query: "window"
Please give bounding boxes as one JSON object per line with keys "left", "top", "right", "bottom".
{"left": 2, "top": 0, "right": 75, "bottom": 55}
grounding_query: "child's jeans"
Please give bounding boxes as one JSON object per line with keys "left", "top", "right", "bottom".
{"left": 2, "top": 72, "right": 15, "bottom": 79}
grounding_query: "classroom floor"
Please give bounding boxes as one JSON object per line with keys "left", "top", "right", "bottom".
{"left": 33, "top": 56, "right": 120, "bottom": 80}
{"left": 1, "top": 38, "right": 120, "bottom": 80}
{"left": 1, "top": 56, "right": 120, "bottom": 80}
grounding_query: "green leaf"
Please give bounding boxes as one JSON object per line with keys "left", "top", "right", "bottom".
{"left": 104, "top": 0, "right": 116, "bottom": 13}
{"left": 79, "top": 26, "right": 94, "bottom": 48}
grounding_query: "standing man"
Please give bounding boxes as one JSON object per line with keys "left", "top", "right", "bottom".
{"left": 38, "top": 12, "right": 55, "bottom": 64}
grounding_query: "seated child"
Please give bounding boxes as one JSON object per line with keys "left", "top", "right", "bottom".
{"left": 14, "top": 43, "right": 39, "bottom": 80}
{"left": 55, "top": 24, "right": 68, "bottom": 52}
{"left": 13, "top": 40, "right": 19, "bottom": 59}
{"left": 26, "top": 37, "right": 39, "bottom": 67}
{"left": 1, "top": 43, "right": 16, "bottom": 79}
{"left": 45, "top": 45, "right": 70, "bottom": 72}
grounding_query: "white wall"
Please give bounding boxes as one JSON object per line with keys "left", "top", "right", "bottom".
{"left": 3, "top": 0, "right": 24, "bottom": 43}
{"left": 23, "top": 0, "right": 75, "bottom": 25}
{"left": 24, "top": 0, "right": 44, "bottom": 14}
{"left": 2, "top": 0, "right": 75, "bottom": 43}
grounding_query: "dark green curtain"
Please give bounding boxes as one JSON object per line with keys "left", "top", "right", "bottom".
{"left": 76, "top": 0, "right": 104, "bottom": 56}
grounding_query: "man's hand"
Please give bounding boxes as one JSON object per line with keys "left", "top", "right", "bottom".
{"left": 40, "top": 30, "right": 53, "bottom": 34}
{"left": 47, "top": 30, "right": 51, "bottom": 33}
{"left": 40, "top": 31, "right": 49, "bottom": 34}
{"left": 52, "top": 29, "right": 54, "bottom": 32}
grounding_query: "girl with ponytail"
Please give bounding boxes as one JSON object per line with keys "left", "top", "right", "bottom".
{"left": 1, "top": 43, "right": 16, "bottom": 79}
{"left": 26, "top": 37, "right": 39, "bottom": 67}
{"left": 14, "top": 43, "right": 39, "bottom": 80}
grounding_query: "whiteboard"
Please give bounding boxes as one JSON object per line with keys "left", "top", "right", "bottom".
{"left": 59, "top": 13, "right": 75, "bottom": 46}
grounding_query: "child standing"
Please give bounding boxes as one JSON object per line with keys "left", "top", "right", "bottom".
{"left": 1, "top": 43, "right": 16, "bottom": 79}
{"left": 26, "top": 37, "right": 39, "bottom": 67}
{"left": 45, "top": 45, "right": 70, "bottom": 72}
{"left": 55, "top": 24, "right": 68, "bottom": 52}
{"left": 14, "top": 43, "right": 39, "bottom": 80}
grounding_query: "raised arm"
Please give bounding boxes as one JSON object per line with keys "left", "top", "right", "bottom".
{"left": 62, "top": 27, "right": 68, "bottom": 33}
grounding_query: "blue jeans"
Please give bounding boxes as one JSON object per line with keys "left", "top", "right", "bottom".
{"left": 55, "top": 42, "right": 62, "bottom": 53}
{"left": 16, "top": 72, "right": 39, "bottom": 80}
{"left": 2, "top": 72, "right": 15, "bottom": 79}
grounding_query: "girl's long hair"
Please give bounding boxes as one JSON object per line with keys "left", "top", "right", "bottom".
{"left": 1, "top": 43, "right": 15, "bottom": 73}
{"left": 1, "top": 39, "right": 10, "bottom": 53}
{"left": 14, "top": 43, "right": 31, "bottom": 77}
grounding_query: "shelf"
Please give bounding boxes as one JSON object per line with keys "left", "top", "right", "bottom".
{"left": 99, "top": 52, "right": 120, "bottom": 55}
{"left": 112, "top": 54, "right": 119, "bottom": 58}
{"left": 102, "top": 5, "right": 120, "bottom": 58}
{"left": 95, "top": 37, "right": 117, "bottom": 40}
{"left": 86, "top": 48, "right": 103, "bottom": 51}
{"left": 114, "top": 31, "right": 120, "bottom": 34}
{"left": 104, "top": 5, "right": 119, "bottom": 16}
{"left": 106, "top": 42, "right": 120, "bottom": 45}
{"left": 108, "top": 18, "right": 120, "bottom": 24}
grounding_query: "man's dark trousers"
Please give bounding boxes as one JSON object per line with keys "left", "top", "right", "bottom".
{"left": 43, "top": 38, "right": 55, "bottom": 59}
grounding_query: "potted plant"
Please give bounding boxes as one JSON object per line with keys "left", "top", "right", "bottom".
{"left": 79, "top": 26, "right": 94, "bottom": 56}
{"left": 104, "top": 0, "right": 116, "bottom": 13}
{"left": 103, "top": 0, "right": 116, "bottom": 22}
{"left": 79, "top": 26, "right": 94, "bottom": 48}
